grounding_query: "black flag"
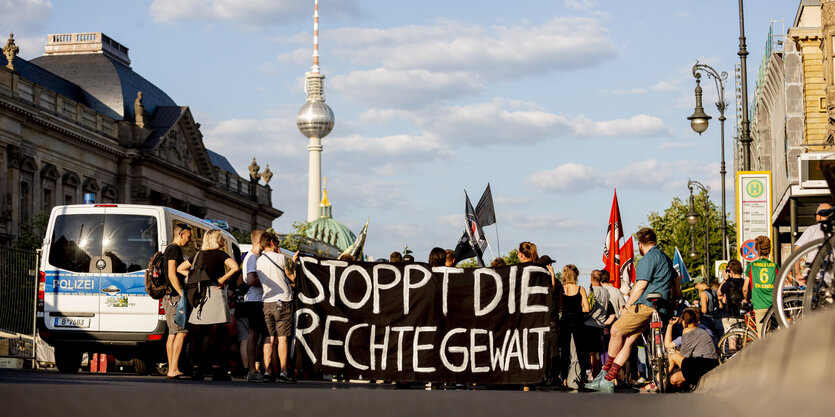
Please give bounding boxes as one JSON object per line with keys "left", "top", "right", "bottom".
{"left": 462, "top": 192, "right": 486, "bottom": 266}
{"left": 475, "top": 183, "right": 496, "bottom": 227}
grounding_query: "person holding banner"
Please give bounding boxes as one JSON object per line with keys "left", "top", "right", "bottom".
{"left": 518, "top": 241, "right": 539, "bottom": 263}
{"left": 586, "top": 227, "right": 674, "bottom": 393}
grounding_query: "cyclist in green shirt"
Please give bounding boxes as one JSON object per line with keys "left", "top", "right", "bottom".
{"left": 744, "top": 236, "right": 778, "bottom": 337}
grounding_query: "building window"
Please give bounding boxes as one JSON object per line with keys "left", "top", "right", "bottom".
{"left": 62, "top": 171, "right": 80, "bottom": 205}
{"left": 20, "top": 180, "right": 31, "bottom": 225}
{"left": 101, "top": 185, "right": 117, "bottom": 204}
{"left": 43, "top": 188, "right": 53, "bottom": 212}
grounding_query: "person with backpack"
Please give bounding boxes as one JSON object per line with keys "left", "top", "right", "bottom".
{"left": 177, "top": 229, "right": 240, "bottom": 381}
{"left": 718, "top": 260, "right": 747, "bottom": 333}
{"left": 696, "top": 277, "right": 723, "bottom": 340}
{"left": 162, "top": 223, "right": 192, "bottom": 379}
{"left": 584, "top": 270, "right": 615, "bottom": 378}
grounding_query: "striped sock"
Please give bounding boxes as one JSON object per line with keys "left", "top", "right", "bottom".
{"left": 602, "top": 356, "right": 615, "bottom": 373}
{"left": 604, "top": 363, "right": 621, "bottom": 381}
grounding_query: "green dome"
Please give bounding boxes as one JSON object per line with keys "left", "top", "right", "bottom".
{"left": 304, "top": 187, "right": 357, "bottom": 252}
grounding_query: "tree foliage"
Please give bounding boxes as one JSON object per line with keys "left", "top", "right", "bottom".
{"left": 645, "top": 190, "right": 736, "bottom": 279}
{"left": 276, "top": 221, "right": 310, "bottom": 253}
{"left": 14, "top": 210, "right": 50, "bottom": 251}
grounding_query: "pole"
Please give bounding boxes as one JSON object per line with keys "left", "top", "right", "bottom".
{"left": 738, "top": 0, "right": 752, "bottom": 170}
{"left": 704, "top": 198, "right": 711, "bottom": 284}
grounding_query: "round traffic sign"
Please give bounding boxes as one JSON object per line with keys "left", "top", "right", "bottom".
{"left": 740, "top": 239, "right": 758, "bottom": 261}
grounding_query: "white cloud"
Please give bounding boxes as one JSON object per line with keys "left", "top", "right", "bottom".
{"left": 149, "top": 0, "right": 361, "bottom": 27}
{"left": 526, "top": 159, "right": 720, "bottom": 193}
{"left": 564, "top": 0, "right": 596, "bottom": 11}
{"left": 504, "top": 213, "right": 590, "bottom": 231}
{"left": 603, "top": 88, "right": 647, "bottom": 96}
{"left": 330, "top": 68, "right": 483, "bottom": 108}
{"left": 0, "top": 0, "right": 52, "bottom": 58}
{"left": 325, "top": 17, "right": 618, "bottom": 79}
{"left": 650, "top": 79, "right": 681, "bottom": 92}
{"left": 525, "top": 163, "right": 602, "bottom": 192}
{"left": 571, "top": 114, "right": 670, "bottom": 138}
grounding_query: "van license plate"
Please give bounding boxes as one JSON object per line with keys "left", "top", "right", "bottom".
{"left": 54, "top": 318, "right": 90, "bottom": 328}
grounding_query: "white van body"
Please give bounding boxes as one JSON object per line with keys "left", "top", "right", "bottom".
{"left": 38, "top": 204, "right": 240, "bottom": 373}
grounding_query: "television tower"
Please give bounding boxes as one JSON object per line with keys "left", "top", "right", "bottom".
{"left": 297, "top": 0, "right": 335, "bottom": 222}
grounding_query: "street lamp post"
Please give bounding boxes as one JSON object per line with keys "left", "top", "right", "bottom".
{"left": 688, "top": 61, "right": 729, "bottom": 261}
{"left": 738, "top": 0, "right": 753, "bottom": 170}
{"left": 687, "top": 180, "right": 711, "bottom": 283}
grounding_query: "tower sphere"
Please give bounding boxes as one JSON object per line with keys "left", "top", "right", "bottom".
{"left": 296, "top": 100, "right": 334, "bottom": 139}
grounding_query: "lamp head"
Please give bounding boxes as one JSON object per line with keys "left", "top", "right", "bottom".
{"left": 689, "top": 250, "right": 699, "bottom": 260}
{"left": 688, "top": 77, "right": 711, "bottom": 135}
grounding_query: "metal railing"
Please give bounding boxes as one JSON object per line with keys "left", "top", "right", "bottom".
{"left": 0, "top": 246, "right": 39, "bottom": 362}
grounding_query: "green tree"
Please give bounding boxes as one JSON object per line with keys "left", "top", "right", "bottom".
{"left": 645, "top": 190, "right": 736, "bottom": 280}
{"left": 14, "top": 210, "right": 50, "bottom": 251}
{"left": 276, "top": 221, "right": 310, "bottom": 253}
{"left": 230, "top": 229, "right": 251, "bottom": 244}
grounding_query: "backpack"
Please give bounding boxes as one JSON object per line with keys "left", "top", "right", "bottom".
{"left": 726, "top": 279, "right": 744, "bottom": 315}
{"left": 185, "top": 252, "right": 212, "bottom": 311}
{"left": 144, "top": 251, "right": 167, "bottom": 300}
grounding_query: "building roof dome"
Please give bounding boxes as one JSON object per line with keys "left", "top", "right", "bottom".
{"left": 304, "top": 181, "right": 356, "bottom": 251}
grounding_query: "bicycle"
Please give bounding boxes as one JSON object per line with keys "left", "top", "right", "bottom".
{"left": 716, "top": 302, "right": 778, "bottom": 363}
{"left": 642, "top": 293, "right": 668, "bottom": 393}
{"left": 772, "top": 238, "right": 820, "bottom": 328}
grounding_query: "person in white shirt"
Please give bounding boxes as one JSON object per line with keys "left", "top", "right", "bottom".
{"left": 242, "top": 229, "right": 266, "bottom": 382}
{"left": 792, "top": 203, "right": 831, "bottom": 284}
{"left": 255, "top": 231, "right": 298, "bottom": 383}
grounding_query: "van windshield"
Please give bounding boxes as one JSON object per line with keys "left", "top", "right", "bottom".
{"left": 50, "top": 214, "right": 158, "bottom": 273}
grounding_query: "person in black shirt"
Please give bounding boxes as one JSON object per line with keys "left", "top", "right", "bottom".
{"left": 163, "top": 223, "right": 191, "bottom": 379}
{"left": 718, "top": 260, "right": 747, "bottom": 333}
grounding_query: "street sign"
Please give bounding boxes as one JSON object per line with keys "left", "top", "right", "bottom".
{"left": 736, "top": 171, "right": 773, "bottom": 265}
{"left": 740, "top": 239, "right": 758, "bottom": 261}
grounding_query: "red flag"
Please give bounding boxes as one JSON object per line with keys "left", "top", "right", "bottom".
{"left": 602, "top": 189, "right": 624, "bottom": 288}
{"left": 620, "top": 236, "right": 636, "bottom": 287}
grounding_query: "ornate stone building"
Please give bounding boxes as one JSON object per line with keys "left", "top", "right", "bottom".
{"left": 0, "top": 32, "right": 282, "bottom": 244}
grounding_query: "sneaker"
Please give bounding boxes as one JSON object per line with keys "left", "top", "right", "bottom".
{"left": 246, "top": 371, "right": 264, "bottom": 382}
{"left": 639, "top": 382, "right": 658, "bottom": 393}
{"left": 584, "top": 371, "right": 606, "bottom": 390}
{"left": 587, "top": 377, "right": 615, "bottom": 393}
{"left": 263, "top": 372, "right": 276, "bottom": 383}
{"left": 277, "top": 372, "right": 297, "bottom": 384}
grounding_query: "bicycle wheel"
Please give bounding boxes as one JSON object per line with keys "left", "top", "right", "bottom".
{"left": 773, "top": 238, "right": 822, "bottom": 327}
{"left": 717, "top": 328, "right": 757, "bottom": 363}
{"left": 645, "top": 329, "right": 668, "bottom": 393}
{"left": 805, "top": 234, "right": 835, "bottom": 316}
{"left": 759, "top": 305, "right": 781, "bottom": 339}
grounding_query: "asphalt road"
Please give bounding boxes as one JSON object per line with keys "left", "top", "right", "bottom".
{"left": 0, "top": 369, "right": 742, "bottom": 417}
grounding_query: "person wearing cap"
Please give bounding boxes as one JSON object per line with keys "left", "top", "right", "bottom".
{"left": 791, "top": 203, "right": 832, "bottom": 284}
{"left": 539, "top": 255, "right": 561, "bottom": 385}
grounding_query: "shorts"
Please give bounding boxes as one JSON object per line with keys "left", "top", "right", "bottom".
{"left": 722, "top": 317, "right": 743, "bottom": 332}
{"left": 244, "top": 302, "right": 267, "bottom": 335}
{"left": 236, "top": 316, "right": 250, "bottom": 342}
{"left": 681, "top": 356, "right": 719, "bottom": 385}
{"left": 612, "top": 304, "right": 655, "bottom": 335}
{"left": 163, "top": 294, "right": 188, "bottom": 335}
{"left": 584, "top": 326, "right": 604, "bottom": 352}
{"left": 263, "top": 301, "right": 292, "bottom": 338}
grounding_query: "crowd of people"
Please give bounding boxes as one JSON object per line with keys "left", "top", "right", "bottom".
{"left": 154, "top": 223, "right": 779, "bottom": 392}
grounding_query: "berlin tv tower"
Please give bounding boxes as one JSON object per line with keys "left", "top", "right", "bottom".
{"left": 296, "top": 0, "right": 335, "bottom": 222}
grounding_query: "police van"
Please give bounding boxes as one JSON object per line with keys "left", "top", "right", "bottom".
{"left": 37, "top": 203, "right": 241, "bottom": 373}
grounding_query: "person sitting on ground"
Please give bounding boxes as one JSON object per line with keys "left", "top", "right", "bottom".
{"left": 664, "top": 308, "right": 719, "bottom": 390}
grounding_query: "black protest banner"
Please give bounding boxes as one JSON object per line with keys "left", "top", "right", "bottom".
{"left": 293, "top": 257, "right": 552, "bottom": 384}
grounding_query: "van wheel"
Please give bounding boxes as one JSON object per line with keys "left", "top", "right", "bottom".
{"left": 55, "top": 348, "right": 82, "bottom": 374}
{"left": 132, "top": 357, "right": 153, "bottom": 375}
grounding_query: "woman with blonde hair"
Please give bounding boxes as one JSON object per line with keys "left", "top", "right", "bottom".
{"left": 177, "top": 229, "right": 239, "bottom": 381}
{"left": 559, "top": 264, "right": 590, "bottom": 388}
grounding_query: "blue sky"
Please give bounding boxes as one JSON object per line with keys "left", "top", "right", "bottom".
{"left": 3, "top": 0, "right": 800, "bottom": 276}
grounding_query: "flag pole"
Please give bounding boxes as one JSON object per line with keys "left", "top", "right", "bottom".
{"left": 485, "top": 237, "right": 496, "bottom": 260}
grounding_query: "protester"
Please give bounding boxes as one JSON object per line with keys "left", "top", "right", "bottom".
{"left": 718, "top": 260, "right": 746, "bottom": 333}
{"left": 540, "top": 255, "right": 562, "bottom": 386}
{"left": 428, "top": 247, "right": 446, "bottom": 267}
{"left": 518, "top": 241, "right": 539, "bottom": 263}
{"left": 559, "top": 264, "right": 589, "bottom": 388}
{"left": 491, "top": 257, "right": 506, "bottom": 267}
{"left": 745, "top": 236, "right": 778, "bottom": 336}
{"left": 665, "top": 309, "right": 719, "bottom": 390}
{"left": 445, "top": 249, "right": 456, "bottom": 267}
{"left": 256, "top": 232, "right": 299, "bottom": 383}
{"left": 585, "top": 270, "right": 616, "bottom": 377}
{"left": 162, "top": 223, "right": 191, "bottom": 379}
{"left": 586, "top": 227, "right": 673, "bottom": 393}
{"left": 177, "top": 229, "right": 240, "bottom": 381}
{"left": 390, "top": 251, "right": 402, "bottom": 263}
{"left": 242, "top": 230, "right": 266, "bottom": 382}
{"left": 403, "top": 254, "right": 415, "bottom": 263}
{"left": 695, "top": 277, "right": 723, "bottom": 339}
